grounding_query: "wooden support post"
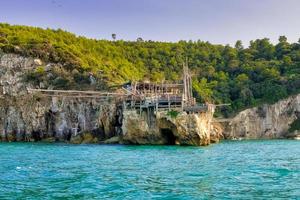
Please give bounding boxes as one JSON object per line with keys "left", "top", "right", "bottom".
{"left": 147, "top": 106, "right": 151, "bottom": 127}
{"left": 168, "top": 94, "right": 170, "bottom": 111}
{"left": 156, "top": 99, "right": 158, "bottom": 114}
{"left": 140, "top": 99, "right": 142, "bottom": 116}
{"left": 181, "top": 93, "right": 184, "bottom": 112}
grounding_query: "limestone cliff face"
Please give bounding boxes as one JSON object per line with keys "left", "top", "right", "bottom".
{"left": 0, "top": 53, "right": 223, "bottom": 145}
{"left": 0, "top": 96, "right": 117, "bottom": 142}
{"left": 121, "top": 106, "right": 222, "bottom": 146}
{"left": 2, "top": 53, "right": 299, "bottom": 144}
{"left": 223, "top": 94, "right": 300, "bottom": 139}
{"left": 0, "top": 53, "right": 117, "bottom": 142}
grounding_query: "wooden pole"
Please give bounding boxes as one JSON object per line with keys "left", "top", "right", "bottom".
{"left": 168, "top": 94, "right": 170, "bottom": 111}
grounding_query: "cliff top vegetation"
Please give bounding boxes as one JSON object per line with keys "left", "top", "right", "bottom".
{"left": 0, "top": 23, "right": 299, "bottom": 116}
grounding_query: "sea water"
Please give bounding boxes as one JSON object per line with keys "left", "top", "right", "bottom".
{"left": 0, "top": 140, "right": 299, "bottom": 199}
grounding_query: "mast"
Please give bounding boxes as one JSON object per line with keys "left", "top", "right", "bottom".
{"left": 183, "top": 59, "right": 193, "bottom": 107}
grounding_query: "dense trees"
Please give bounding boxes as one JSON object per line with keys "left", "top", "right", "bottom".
{"left": 0, "top": 23, "right": 299, "bottom": 116}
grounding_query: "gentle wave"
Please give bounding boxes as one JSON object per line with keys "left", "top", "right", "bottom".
{"left": 0, "top": 140, "right": 299, "bottom": 199}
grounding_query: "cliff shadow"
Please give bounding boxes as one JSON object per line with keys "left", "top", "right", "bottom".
{"left": 160, "top": 128, "right": 176, "bottom": 145}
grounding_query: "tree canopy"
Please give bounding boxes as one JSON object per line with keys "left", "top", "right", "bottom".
{"left": 0, "top": 23, "right": 299, "bottom": 116}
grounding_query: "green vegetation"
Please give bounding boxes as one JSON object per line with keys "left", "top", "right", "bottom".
{"left": 0, "top": 23, "right": 299, "bottom": 115}
{"left": 167, "top": 110, "right": 180, "bottom": 119}
{"left": 289, "top": 118, "right": 300, "bottom": 132}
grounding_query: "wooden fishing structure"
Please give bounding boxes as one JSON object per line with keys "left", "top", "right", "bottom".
{"left": 27, "top": 88, "right": 127, "bottom": 102}
{"left": 121, "top": 63, "right": 207, "bottom": 114}
{"left": 27, "top": 63, "right": 209, "bottom": 114}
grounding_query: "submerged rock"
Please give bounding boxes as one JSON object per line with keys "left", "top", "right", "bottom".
{"left": 41, "top": 137, "right": 56, "bottom": 143}
{"left": 103, "top": 136, "right": 120, "bottom": 144}
{"left": 286, "top": 130, "right": 300, "bottom": 140}
{"left": 70, "top": 132, "right": 99, "bottom": 144}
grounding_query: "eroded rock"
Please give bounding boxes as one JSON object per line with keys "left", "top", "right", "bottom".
{"left": 121, "top": 108, "right": 221, "bottom": 146}
{"left": 223, "top": 94, "right": 300, "bottom": 139}
{"left": 0, "top": 54, "right": 117, "bottom": 143}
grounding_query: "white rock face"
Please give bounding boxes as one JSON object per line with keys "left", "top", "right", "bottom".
{"left": 0, "top": 53, "right": 223, "bottom": 145}
{"left": 0, "top": 54, "right": 35, "bottom": 96}
{"left": 33, "top": 58, "right": 43, "bottom": 66}
{"left": 0, "top": 53, "right": 117, "bottom": 142}
{"left": 121, "top": 106, "right": 222, "bottom": 146}
{"left": 224, "top": 94, "right": 300, "bottom": 139}
{"left": 1, "top": 53, "right": 298, "bottom": 143}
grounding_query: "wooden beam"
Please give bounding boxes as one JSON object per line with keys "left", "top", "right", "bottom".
{"left": 27, "top": 88, "right": 125, "bottom": 96}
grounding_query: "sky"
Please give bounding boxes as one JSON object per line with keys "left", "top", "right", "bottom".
{"left": 1, "top": 0, "right": 300, "bottom": 46}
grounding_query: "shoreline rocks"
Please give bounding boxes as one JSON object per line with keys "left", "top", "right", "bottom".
{"left": 0, "top": 53, "right": 299, "bottom": 146}
{"left": 121, "top": 109, "right": 222, "bottom": 146}
{"left": 222, "top": 94, "right": 300, "bottom": 139}
{"left": 0, "top": 53, "right": 222, "bottom": 146}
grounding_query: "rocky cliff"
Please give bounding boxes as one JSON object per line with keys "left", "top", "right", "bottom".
{"left": 0, "top": 53, "right": 222, "bottom": 145}
{"left": 223, "top": 94, "right": 300, "bottom": 139}
{"left": 1, "top": 53, "right": 299, "bottom": 144}
{"left": 0, "top": 53, "right": 117, "bottom": 143}
{"left": 121, "top": 105, "right": 222, "bottom": 146}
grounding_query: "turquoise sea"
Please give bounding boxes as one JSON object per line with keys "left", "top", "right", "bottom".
{"left": 0, "top": 140, "right": 299, "bottom": 200}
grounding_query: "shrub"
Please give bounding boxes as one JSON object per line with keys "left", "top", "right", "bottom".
{"left": 167, "top": 110, "right": 179, "bottom": 118}
{"left": 289, "top": 118, "right": 300, "bottom": 132}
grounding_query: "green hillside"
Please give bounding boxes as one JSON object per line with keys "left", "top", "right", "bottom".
{"left": 0, "top": 23, "right": 299, "bottom": 116}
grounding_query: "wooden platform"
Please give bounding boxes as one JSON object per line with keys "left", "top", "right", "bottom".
{"left": 27, "top": 88, "right": 129, "bottom": 101}
{"left": 25, "top": 64, "right": 214, "bottom": 113}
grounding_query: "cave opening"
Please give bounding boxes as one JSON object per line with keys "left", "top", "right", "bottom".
{"left": 32, "top": 131, "right": 41, "bottom": 141}
{"left": 161, "top": 128, "right": 176, "bottom": 145}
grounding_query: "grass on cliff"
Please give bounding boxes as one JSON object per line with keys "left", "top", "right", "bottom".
{"left": 167, "top": 110, "right": 180, "bottom": 119}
